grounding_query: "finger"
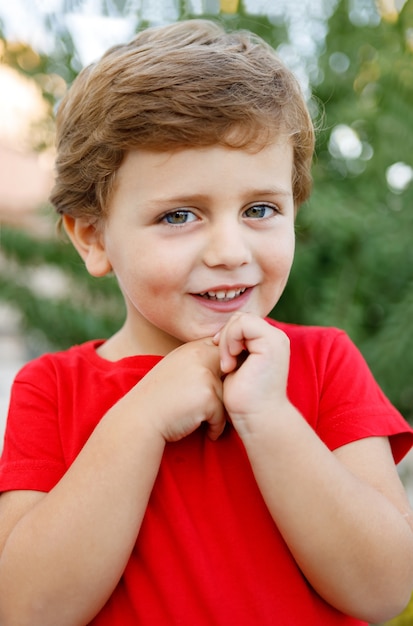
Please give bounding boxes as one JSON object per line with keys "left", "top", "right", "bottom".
{"left": 206, "top": 405, "right": 227, "bottom": 441}
{"left": 206, "top": 341, "right": 226, "bottom": 380}
{"left": 218, "top": 314, "right": 251, "bottom": 373}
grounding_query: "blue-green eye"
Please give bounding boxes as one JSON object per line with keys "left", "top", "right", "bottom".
{"left": 244, "top": 204, "right": 277, "bottom": 219}
{"left": 163, "top": 210, "right": 197, "bottom": 225}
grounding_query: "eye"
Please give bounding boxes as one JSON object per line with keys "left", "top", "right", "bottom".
{"left": 162, "top": 210, "right": 197, "bottom": 225}
{"left": 244, "top": 204, "right": 278, "bottom": 219}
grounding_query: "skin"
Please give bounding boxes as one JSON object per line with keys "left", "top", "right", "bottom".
{"left": 0, "top": 142, "right": 412, "bottom": 626}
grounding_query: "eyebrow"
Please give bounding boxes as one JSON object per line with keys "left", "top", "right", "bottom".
{"left": 148, "top": 187, "right": 293, "bottom": 208}
{"left": 244, "top": 186, "right": 293, "bottom": 198}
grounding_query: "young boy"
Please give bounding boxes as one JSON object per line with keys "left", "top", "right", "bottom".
{"left": 0, "top": 19, "right": 413, "bottom": 626}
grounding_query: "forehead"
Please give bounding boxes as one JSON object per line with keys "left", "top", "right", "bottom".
{"left": 123, "top": 137, "right": 291, "bottom": 169}
{"left": 111, "top": 141, "right": 294, "bottom": 207}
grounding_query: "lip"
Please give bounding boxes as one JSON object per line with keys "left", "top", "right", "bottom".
{"left": 190, "top": 285, "right": 253, "bottom": 312}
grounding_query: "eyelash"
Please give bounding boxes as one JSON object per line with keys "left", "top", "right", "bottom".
{"left": 160, "top": 203, "right": 279, "bottom": 226}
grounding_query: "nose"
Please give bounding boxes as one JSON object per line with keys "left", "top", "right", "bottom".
{"left": 203, "top": 220, "right": 252, "bottom": 269}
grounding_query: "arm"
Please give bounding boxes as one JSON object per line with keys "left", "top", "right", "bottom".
{"left": 0, "top": 339, "right": 225, "bottom": 626}
{"left": 216, "top": 312, "right": 413, "bottom": 624}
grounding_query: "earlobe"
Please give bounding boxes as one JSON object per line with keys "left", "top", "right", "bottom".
{"left": 62, "top": 215, "right": 112, "bottom": 277}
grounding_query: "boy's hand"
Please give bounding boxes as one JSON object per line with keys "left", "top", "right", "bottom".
{"left": 137, "top": 339, "right": 226, "bottom": 442}
{"left": 214, "top": 313, "right": 291, "bottom": 438}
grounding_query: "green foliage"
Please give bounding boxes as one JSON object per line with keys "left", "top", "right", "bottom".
{"left": 0, "top": 227, "right": 125, "bottom": 350}
{"left": 180, "top": 0, "right": 288, "bottom": 49}
{"left": 1, "top": 0, "right": 413, "bottom": 423}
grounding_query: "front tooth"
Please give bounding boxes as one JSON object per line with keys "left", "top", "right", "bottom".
{"left": 203, "top": 288, "right": 246, "bottom": 300}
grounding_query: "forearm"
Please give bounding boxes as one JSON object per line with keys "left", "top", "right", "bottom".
{"left": 0, "top": 393, "right": 165, "bottom": 626}
{"left": 240, "top": 404, "right": 413, "bottom": 623}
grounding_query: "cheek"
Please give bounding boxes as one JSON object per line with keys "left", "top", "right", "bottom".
{"left": 263, "top": 235, "right": 295, "bottom": 274}
{"left": 142, "top": 238, "right": 198, "bottom": 281}
{"left": 132, "top": 251, "right": 184, "bottom": 297}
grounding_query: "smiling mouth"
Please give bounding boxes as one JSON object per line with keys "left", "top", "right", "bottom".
{"left": 197, "top": 287, "right": 247, "bottom": 302}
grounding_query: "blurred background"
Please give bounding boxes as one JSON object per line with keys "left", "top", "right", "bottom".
{"left": 0, "top": 2, "right": 413, "bottom": 622}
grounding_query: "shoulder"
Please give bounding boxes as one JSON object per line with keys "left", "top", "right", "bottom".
{"left": 267, "top": 320, "right": 413, "bottom": 461}
{"left": 265, "top": 318, "right": 351, "bottom": 360}
{"left": 266, "top": 318, "right": 383, "bottom": 389}
{"left": 266, "top": 318, "right": 343, "bottom": 339}
{"left": 14, "top": 340, "right": 103, "bottom": 385}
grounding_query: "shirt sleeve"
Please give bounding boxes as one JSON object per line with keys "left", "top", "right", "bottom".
{"left": 316, "top": 329, "right": 413, "bottom": 463}
{"left": 0, "top": 356, "right": 67, "bottom": 492}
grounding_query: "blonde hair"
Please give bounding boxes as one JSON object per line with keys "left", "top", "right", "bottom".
{"left": 50, "top": 19, "right": 314, "bottom": 220}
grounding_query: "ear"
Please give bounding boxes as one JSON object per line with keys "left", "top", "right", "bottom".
{"left": 62, "top": 215, "right": 112, "bottom": 277}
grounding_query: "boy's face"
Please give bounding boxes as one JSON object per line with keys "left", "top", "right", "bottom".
{"left": 95, "top": 141, "right": 295, "bottom": 355}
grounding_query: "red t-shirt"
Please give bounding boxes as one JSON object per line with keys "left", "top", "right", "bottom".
{"left": 1, "top": 321, "right": 412, "bottom": 625}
